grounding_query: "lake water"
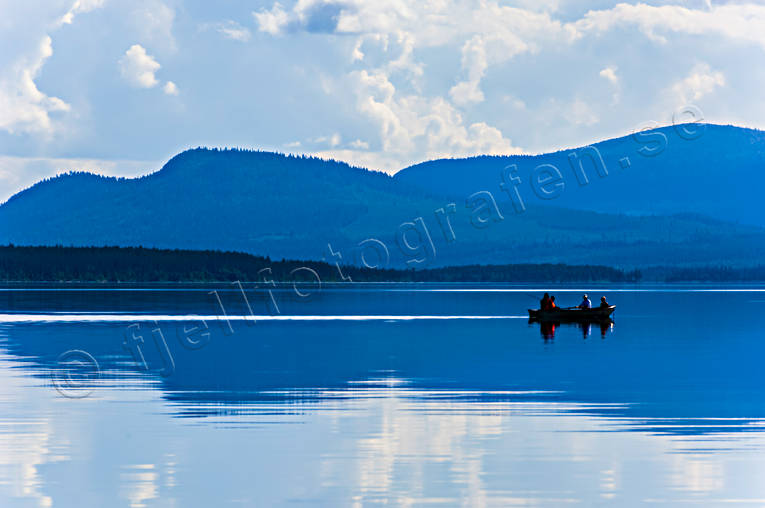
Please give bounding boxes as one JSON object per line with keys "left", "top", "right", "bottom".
{"left": 1, "top": 284, "right": 764, "bottom": 507}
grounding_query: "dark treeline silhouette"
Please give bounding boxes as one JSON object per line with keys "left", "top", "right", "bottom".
{"left": 412, "top": 263, "right": 641, "bottom": 283}
{"left": 0, "top": 245, "right": 641, "bottom": 283}
{"left": 663, "top": 266, "right": 765, "bottom": 282}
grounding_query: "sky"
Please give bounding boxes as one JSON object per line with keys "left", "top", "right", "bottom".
{"left": 0, "top": 0, "right": 763, "bottom": 202}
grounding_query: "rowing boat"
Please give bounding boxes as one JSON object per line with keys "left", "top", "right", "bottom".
{"left": 528, "top": 305, "right": 615, "bottom": 322}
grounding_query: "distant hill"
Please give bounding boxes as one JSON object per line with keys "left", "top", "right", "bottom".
{"left": 1, "top": 125, "right": 765, "bottom": 268}
{"left": 395, "top": 124, "right": 765, "bottom": 227}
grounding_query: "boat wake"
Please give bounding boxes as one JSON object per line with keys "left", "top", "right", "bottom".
{"left": 0, "top": 314, "right": 528, "bottom": 323}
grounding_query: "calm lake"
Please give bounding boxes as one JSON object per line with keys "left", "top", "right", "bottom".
{"left": 1, "top": 284, "right": 764, "bottom": 507}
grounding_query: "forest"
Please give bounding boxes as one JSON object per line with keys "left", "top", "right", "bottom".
{"left": 0, "top": 245, "right": 643, "bottom": 283}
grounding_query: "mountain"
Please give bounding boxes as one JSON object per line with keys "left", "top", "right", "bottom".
{"left": 0, "top": 149, "right": 445, "bottom": 266}
{"left": 1, "top": 125, "right": 765, "bottom": 269}
{"left": 395, "top": 123, "right": 765, "bottom": 227}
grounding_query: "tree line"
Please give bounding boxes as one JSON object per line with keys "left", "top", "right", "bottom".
{"left": 0, "top": 245, "right": 642, "bottom": 283}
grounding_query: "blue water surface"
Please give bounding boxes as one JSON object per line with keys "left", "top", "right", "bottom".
{"left": 0, "top": 284, "right": 763, "bottom": 506}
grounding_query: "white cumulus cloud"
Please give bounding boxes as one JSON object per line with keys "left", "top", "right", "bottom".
{"left": 253, "top": 3, "right": 290, "bottom": 35}
{"left": 599, "top": 66, "right": 620, "bottom": 104}
{"left": 599, "top": 66, "right": 618, "bottom": 85}
{"left": 573, "top": 3, "right": 765, "bottom": 48}
{"left": 670, "top": 63, "right": 725, "bottom": 104}
{"left": 449, "top": 35, "right": 489, "bottom": 106}
{"left": 59, "top": 0, "right": 107, "bottom": 25}
{"left": 330, "top": 69, "right": 521, "bottom": 172}
{"left": 163, "top": 81, "right": 179, "bottom": 95}
{"left": 0, "top": 36, "right": 70, "bottom": 134}
{"left": 119, "top": 44, "right": 161, "bottom": 88}
{"left": 0, "top": 0, "right": 108, "bottom": 135}
{"left": 254, "top": 0, "right": 546, "bottom": 169}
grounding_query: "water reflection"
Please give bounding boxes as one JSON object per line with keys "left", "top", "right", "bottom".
{"left": 0, "top": 309, "right": 762, "bottom": 435}
{"left": 1, "top": 287, "right": 765, "bottom": 506}
{"left": 532, "top": 318, "right": 614, "bottom": 340}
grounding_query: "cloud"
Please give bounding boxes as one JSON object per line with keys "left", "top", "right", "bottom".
{"left": 254, "top": 1, "right": 350, "bottom": 35}
{"left": 0, "top": 36, "right": 71, "bottom": 134}
{"left": 253, "top": 0, "right": 550, "bottom": 169}
{"left": 0, "top": 0, "right": 108, "bottom": 135}
{"left": 335, "top": 69, "right": 521, "bottom": 172}
{"left": 250, "top": 0, "right": 765, "bottom": 165}
{"left": 129, "top": 0, "right": 177, "bottom": 53}
{"left": 670, "top": 63, "right": 725, "bottom": 104}
{"left": 119, "top": 44, "right": 161, "bottom": 88}
{"left": 316, "top": 67, "right": 525, "bottom": 173}
{"left": 573, "top": 3, "right": 765, "bottom": 48}
{"left": 215, "top": 21, "right": 252, "bottom": 42}
{"left": 599, "top": 66, "right": 620, "bottom": 104}
{"left": 6, "top": 0, "right": 765, "bottom": 200}
{"left": 163, "top": 81, "right": 179, "bottom": 96}
{"left": 312, "top": 133, "right": 342, "bottom": 147}
{"left": 59, "top": 0, "right": 107, "bottom": 25}
{"left": 449, "top": 35, "right": 489, "bottom": 106}
{"left": 599, "top": 66, "right": 618, "bottom": 85}
{"left": 253, "top": 3, "right": 290, "bottom": 35}
{"left": 257, "top": 1, "right": 571, "bottom": 106}
{"left": 118, "top": 45, "right": 177, "bottom": 95}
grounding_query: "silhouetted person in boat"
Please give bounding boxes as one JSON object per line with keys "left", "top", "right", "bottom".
{"left": 540, "top": 293, "right": 550, "bottom": 310}
{"left": 550, "top": 296, "right": 557, "bottom": 309}
{"left": 600, "top": 296, "right": 610, "bottom": 308}
{"left": 579, "top": 294, "right": 592, "bottom": 309}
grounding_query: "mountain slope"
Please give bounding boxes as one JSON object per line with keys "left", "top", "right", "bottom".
{"left": 1, "top": 128, "right": 765, "bottom": 268}
{"left": 395, "top": 124, "right": 765, "bottom": 227}
{"left": 0, "top": 149, "right": 438, "bottom": 262}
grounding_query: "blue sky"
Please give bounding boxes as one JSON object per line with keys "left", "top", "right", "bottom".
{"left": 0, "top": 0, "right": 763, "bottom": 201}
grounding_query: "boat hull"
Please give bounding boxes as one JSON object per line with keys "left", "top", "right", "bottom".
{"left": 528, "top": 305, "right": 615, "bottom": 322}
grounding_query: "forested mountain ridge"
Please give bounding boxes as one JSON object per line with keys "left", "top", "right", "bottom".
{"left": 395, "top": 123, "right": 765, "bottom": 227}
{"left": 1, "top": 125, "right": 764, "bottom": 269}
